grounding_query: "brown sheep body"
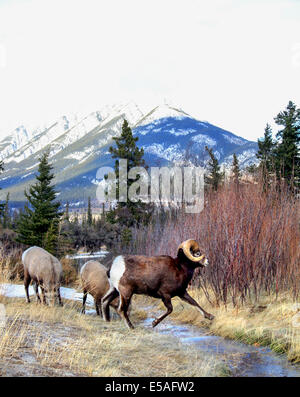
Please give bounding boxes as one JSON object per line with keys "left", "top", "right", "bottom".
{"left": 22, "top": 246, "right": 63, "bottom": 306}
{"left": 80, "top": 260, "right": 119, "bottom": 317}
{"left": 102, "top": 240, "right": 214, "bottom": 329}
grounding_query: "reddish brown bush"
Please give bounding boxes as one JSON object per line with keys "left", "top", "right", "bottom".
{"left": 130, "top": 183, "right": 300, "bottom": 306}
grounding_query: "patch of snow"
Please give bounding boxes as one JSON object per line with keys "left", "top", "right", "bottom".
{"left": 222, "top": 134, "right": 245, "bottom": 145}
{"left": 0, "top": 283, "right": 94, "bottom": 306}
{"left": 191, "top": 135, "right": 217, "bottom": 146}
{"left": 168, "top": 128, "right": 196, "bottom": 136}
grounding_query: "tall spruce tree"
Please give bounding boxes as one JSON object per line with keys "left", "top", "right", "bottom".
{"left": 16, "top": 151, "right": 62, "bottom": 248}
{"left": 256, "top": 124, "right": 275, "bottom": 190}
{"left": 43, "top": 218, "right": 59, "bottom": 255}
{"left": 0, "top": 160, "right": 5, "bottom": 216}
{"left": 205, "top": 146, "right": 224, "bottom": 191}
{"left": 87, "top": 197, "right": 93, "bottom": 226}
{"left": 108, "top": 119, "right": 152, "bottom": 227}
{"left": 231, "top": 153, "right": 240, "bottom": 186}
{"left": 274, "top": 101, "right": 300, "bottom": 187}
{"left": 64, "top": 201, "right": 70, "bottom": 222}
{"left": 2, "top": 192, "right": 10, "bottom": 228}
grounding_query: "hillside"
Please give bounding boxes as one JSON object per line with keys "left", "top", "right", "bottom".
{"left": 0, "top": 103, "right": 258, "bottom": 205}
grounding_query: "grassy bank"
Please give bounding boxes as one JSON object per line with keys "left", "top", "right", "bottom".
{"left": 0, "top": 294, "right": 229, "bottom": 377}
{"left": 166, "top": 289, "right": 300, "bottom": 363}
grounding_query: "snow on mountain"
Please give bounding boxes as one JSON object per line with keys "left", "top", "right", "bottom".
{"left": 0, "top": 102, "right": 145, "bottom": 164}
{"left": 0, "top": 102, "right": 258, "bottom": 204}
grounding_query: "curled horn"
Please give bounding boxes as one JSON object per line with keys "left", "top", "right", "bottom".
{"left": 177, "top": 239, "right": 205, "bottom": 263}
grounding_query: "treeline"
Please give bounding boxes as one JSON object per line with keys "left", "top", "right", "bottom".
{"left": 204, "top": 101, "right": 300, "bottom": 192}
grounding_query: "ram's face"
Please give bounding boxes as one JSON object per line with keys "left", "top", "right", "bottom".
{"left": 178, "top": 240, "right": 209, "bottom": 268}
{"left": 193, "top": 248, "right": 209, "bottom": 267}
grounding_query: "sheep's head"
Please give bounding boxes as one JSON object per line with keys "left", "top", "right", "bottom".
{"left": 177, "top": 239, "right": 209, "bottom": 267}
{"left": 44, "top": 285, "right": 60, "bottom": 307}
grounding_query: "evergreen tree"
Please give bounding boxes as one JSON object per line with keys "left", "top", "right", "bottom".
{"left": 64, "top": 201, "right": 70, "bottom": 222}
{"left": 87, "top": 197, "right": 93, "bottom": 226}
{"left": 274, "top": 101, "right": 300, "bottom": 187}
{"left": 256, "top": 124, "right": 275, "bottom": 190}
{"left": 121, "top": 227, "right": 132, "bottom": 248}
{"left": 232, "top": 154, "right": 240, "bottom": 183}
{"left": 0, "top": 161, "right": 5, "bottom": 216}
{"left": 2, "top": 192, "right": 10, "bottom": 228}
{"left": 205, "top": 146, "right": 224, "bottom": 191}
{"left": 16, "top": 151, "right": 62, "bottom": 248}
{"left": 43, "top": 219, "right": 59, "bottom": 255}
{"left": 108, "top": 119, "right": 153, "bottom": 227}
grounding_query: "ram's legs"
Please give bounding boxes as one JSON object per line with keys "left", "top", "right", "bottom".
{"left": 102, "top": 288, "right": 119, "bottom": 322}
{"left": 24, "top": 271, "right": 31, "bottom": 303}
{"left": 179, "top": 291, "right": 214, "bottom": 320}
{"left": 118, "top": 292, "right": 134, "bottom": 329}
{"left": 81, "top": 289, "right": 87, "bottom": 314}
{"left": 152, "top": 296, "right": 173, "bottom": 327}
{"left": 34, "top": 282, "right": 41, "bottom": 303}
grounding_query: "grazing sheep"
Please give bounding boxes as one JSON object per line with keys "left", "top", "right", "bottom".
{"left": 80, "top": 260, "right": 119, "bottom": 317}
{"left": 22, "top": 246, "right": 63, "bottom": 306}
{"left": 102, "top": 239, "right": 214, "bottom": 329}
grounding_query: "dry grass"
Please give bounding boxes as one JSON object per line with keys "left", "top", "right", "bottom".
{"left": 0, "top": 294, "right": 227, "bottom": 377}
{"left": 166, "top": 289, "right": 300, "bottom": 363}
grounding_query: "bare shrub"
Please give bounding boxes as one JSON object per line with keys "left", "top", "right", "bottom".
{"left": 60, "top": 257, "right": 78, "bottom": 286}
{"left": 130, "top": 183, "right": 300, "bottom": 306}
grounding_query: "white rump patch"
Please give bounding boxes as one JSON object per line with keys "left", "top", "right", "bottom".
{"left": 109, "top": 255, "right": 126, "bottom": 292}
{"left": 22, "top": 246, "right": 37, "bottom": 263}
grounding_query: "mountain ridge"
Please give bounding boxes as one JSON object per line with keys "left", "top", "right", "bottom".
{"left": 0, "top": 103, "right": 258, "bottom": 205}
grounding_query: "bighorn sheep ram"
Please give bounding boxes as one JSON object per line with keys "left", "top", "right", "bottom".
{"left": 80, "top": 260, "right": 119, "bottom": 317}
{"left": 22, "top": 246, "right": 63, "bottom": 306}
{"left": 102, "top": 239, "right": 214, "bottom": 329}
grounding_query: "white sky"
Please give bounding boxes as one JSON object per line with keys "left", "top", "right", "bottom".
{"left": 0, "top": 0, "right": 299, "bottom": 141}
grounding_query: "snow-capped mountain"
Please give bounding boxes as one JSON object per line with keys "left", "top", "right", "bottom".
{"left": 0, "top": 102, "right": 258, "bottom": 204}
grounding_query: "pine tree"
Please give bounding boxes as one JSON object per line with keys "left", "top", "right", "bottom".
{"left": 16, "top": 151, "right": 62, "bottom": 248}
{"left": 64, "top": 201, "right": 70, "bottom": 222}
{"left": 108, "top": 119, "right": 152, "bottom": 227}
{"left": 274, "top": 101, "right": 300, "bottom": 187}
{"left": 2, "top": 192, "right": 10, "bottom": 229}
{"left": 87, "top": 197, "right": 93, "bottom": 226}
{"left": 0, "top": 161, "right": 5, "bottom": 216}
{"left": 256, "top": 124, "right": 275, "bottom": 190}
{"left": 121, "top": 227, "right": 132, "bottom": 248}
{"left": 231, "top": 154, "right": 240, "bottom": 186}
{"left": 205, "top": 146, "right": 224, "bottom": 191}
{"left": 43, "top": 219, "right": 59, "bottom": 255}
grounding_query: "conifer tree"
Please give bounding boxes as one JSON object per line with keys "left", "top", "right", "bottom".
{"left": 231, "top": 153, "right": 240, "bottom": 186}
{"left": 16, "top": 151, "right": 62, "bottom": 248}
{"left": 274, "top": 101, "right": 300, "bottom": 187}
{"left": 205, "top": 146, "right": 224, "bottom": 191}
{"left": 87, "top": 197, "right": 93, "bottom": 226}
{"left": 0, "top": 160, "right": 5, "bottom": 216}
{"left": 256, "top": 124, "right": 275, "bottom": 190}
{"left": 108, "top": 119, "right": 152, "bottom": 227}
{"left": 43, "top": 219, "right": 59, "bottom": 255}
{"left": 64, "top": 201, "right": 70, "bottom": 222}
{"left": 2, "top": 192, "right": 10, "bottom": 228}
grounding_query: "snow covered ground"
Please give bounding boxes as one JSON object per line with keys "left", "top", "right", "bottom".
{"left": 0, "top": 283, "right": 94, "bottom": 306}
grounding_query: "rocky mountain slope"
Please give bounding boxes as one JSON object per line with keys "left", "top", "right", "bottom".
{"left": 0, "top": 103, "right": 257, "bottom": 205}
